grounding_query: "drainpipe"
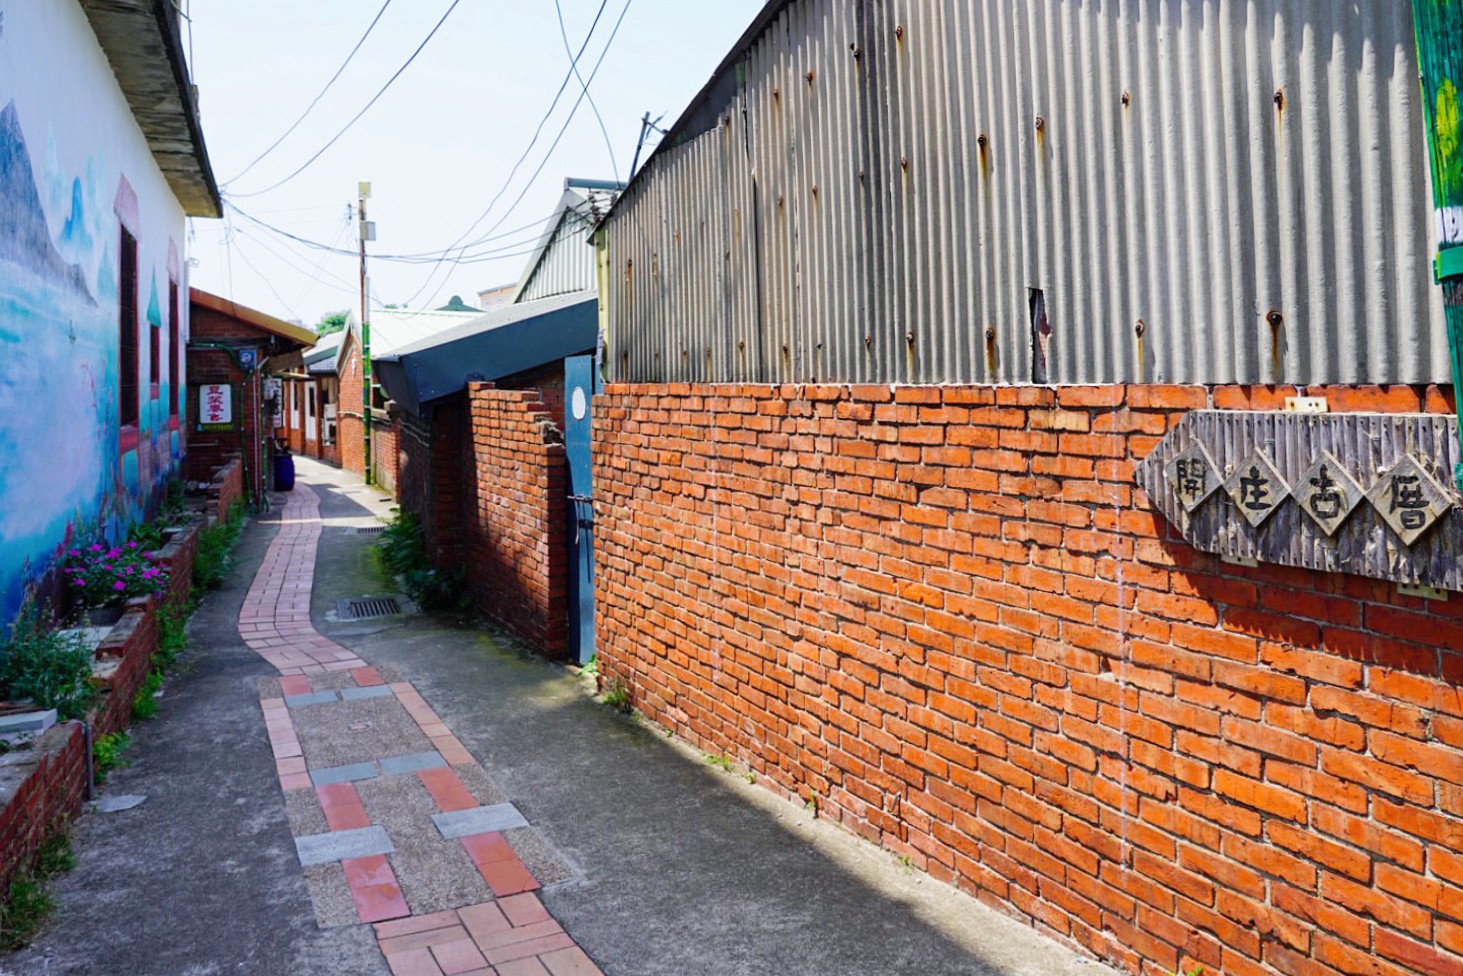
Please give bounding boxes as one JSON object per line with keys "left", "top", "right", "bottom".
{"left": 1412, "top": 0, "right": 1463, "bottom": 488}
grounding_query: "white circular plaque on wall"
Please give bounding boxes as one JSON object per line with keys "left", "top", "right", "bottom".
{"left": 571, "top": 386, "right": 588, "bottom": 421}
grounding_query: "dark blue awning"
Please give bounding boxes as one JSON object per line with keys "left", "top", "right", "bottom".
{"left": 374, "top": 292, "right": 597, "bottom": 415}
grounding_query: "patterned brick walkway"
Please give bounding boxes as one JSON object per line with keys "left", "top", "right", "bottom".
{"left": 242, "top": 484, "right": 603, "bottom": 976}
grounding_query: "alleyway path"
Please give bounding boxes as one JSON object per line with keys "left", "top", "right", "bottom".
{"left": 7, "top": 459, "right": 1117, "bottom": 976}
{"left": 242, "top": 483, "right": 603, "bottom": 974}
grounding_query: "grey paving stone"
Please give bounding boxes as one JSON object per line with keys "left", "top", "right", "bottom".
{"left": 284, "top": 691, "right": 339, "bottom": 708}
{"left": 309, "top": 761, "right": 378, "bottom": 786}
{"left": 379, "top": 751, "right": 446, "bottom": 776}
{"left": 339, "top": 686, "right": 393, "bottom": 701}
{"left": 295, "top": 825, "right": 394, "bottom": 867}
{"left": 430, "top": 803, "right": 529, "bottom": 839}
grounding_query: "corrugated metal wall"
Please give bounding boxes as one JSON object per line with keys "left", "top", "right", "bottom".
{"left": 605, "top": 0, "right": 1449, "bottom": 386}
{"left": 519, "top": 208, "right": 597, "bottom": 303}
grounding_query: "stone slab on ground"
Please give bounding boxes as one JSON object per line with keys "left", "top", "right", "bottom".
{"left": 432, "top": 803, "right": 530, "bottom": 839}
{"left": 296, "top": 825, "right": 394, "bottom": 867}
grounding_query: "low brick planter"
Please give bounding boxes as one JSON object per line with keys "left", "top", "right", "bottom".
{"left": 0, "top": 721, "right": 87, "bottom": 896}
{"left": 0, "top": 521, "right": 200, "bottom": 899}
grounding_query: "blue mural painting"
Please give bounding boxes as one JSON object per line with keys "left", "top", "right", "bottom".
{"left": 0, "top": 99, "right": 182, "bottom": 625}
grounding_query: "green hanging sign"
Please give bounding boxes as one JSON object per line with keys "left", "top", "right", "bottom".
{"left": 1411, "top": 0, "right": 1463, "bottom": 487}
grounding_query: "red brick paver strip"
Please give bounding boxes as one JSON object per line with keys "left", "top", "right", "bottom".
{"left": 239, "top": 484, "right": 367, "bottom": 674}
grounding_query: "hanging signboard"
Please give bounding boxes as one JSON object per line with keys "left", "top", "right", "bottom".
{"left": 263, "top": 377, "right": 283, "bottom": 427}
{"left": 198, "top": 383, "right": 235, "bottom": 432}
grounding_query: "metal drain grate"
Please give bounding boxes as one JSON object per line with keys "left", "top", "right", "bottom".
{"left": 339, "top": 596, "right": 401, "bottom": 620}
{"left": 351, "top": 526, "right": 387, "bottom": 536}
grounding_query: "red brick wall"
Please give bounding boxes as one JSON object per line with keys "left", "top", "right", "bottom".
{"left": 464, "top": 383, "right": 568, "bottom": 657}
{"left": 498, "top": 363, "right": 567, "bottom": 430}
{"left": 209, "top": 458, "right": 244, "bottom": 521}
{"left": 338, "top": 334, "right": 365, "bottom": 477}
{"left": 593, "top": 382, "right": 1463, "bottom": 976}
{"left": 371, "top": 417, "right": 399, "bottom": 493}
{"left": 396, "top": 396, "right": 469, "bottom": 569}
{"left": 0, "top": 722, "right": 87, "bottom": 896}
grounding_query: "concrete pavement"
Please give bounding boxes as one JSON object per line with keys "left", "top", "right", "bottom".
{"left": 5, "top": 457, "right": 1119, "bottom": 976}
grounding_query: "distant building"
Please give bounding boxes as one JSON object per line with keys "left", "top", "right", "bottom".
{"left": 334, "top": 307, "right": 481, "bottom": 489}
{"left": 186, "top": 289, "right": 316, "bottom": 500}
{"left": 0, "top": 0, "right": 220, "bottom": 623}
{"left": 476, "top": 283, "right": 515, "bottom": 312}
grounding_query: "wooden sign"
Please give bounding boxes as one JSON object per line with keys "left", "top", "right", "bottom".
{"left": 1136, "top": 411, "right": 1461, "bottom": 591}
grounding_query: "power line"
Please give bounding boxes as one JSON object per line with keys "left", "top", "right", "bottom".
{"left": 404, "top": 0, "right": 634, "bottom": 307}
{"left": 553, "top": 0, "right": 618, "bottom": 186}
{"left": 420, "top": 0, "right": 611, "bottom": 261}
{"left": 228, "top": 0, "right": 463, "bottom": 199}
{"left": 227, "top": 203, "right": 552, "bottom": 263}
{"left": 224, "top": 0, "right": 394, "bottom": 186}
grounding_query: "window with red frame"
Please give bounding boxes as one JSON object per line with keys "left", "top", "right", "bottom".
{"left": 119, "top": 229, "right": 139, "bottom": 427}
{"left": 168, "top": 280, "right": 180, "bottom": 416}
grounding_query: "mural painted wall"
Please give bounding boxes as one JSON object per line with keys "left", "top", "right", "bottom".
{"left": 0, "top": 1, "right": 191, "bottom": 625}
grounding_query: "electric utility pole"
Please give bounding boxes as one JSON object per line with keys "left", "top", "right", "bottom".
{"left": 358, "top": 181, "right": 375, "bottom": 486}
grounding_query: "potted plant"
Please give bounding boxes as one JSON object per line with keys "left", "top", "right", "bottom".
{"left": 63, "top": 541, "right": 170, "bottom": 626}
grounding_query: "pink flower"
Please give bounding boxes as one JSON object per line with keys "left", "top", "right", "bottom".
{"left": 69, "top": 549, "right": 81, "bottom": 557}
{"left": 106, "top": 548, "right": 122, "bottom": 559}
{"left": 72, "top": 577, "right": 86, "bottom": 586}
{"left": 113, "top": 581, "right": 127, "bottom": 592}
{"left": 126, "top": 541, "right": 139, "bottom": 548}
{"left": 89, "top": 544, "right": 104, "bottom": 552}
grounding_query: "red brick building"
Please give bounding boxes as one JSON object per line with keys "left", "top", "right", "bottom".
{"left": 335, "top": 307, "right": 480, "bottom": 491}
{"left": 186, "top": 289, "right": 316, "bottom": 500}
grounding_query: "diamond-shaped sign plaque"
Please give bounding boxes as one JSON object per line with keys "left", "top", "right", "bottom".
{"left": 1294, "top": 451, "right": 1365, "bottom": 537}
{"left": 1164, "top": 441, "right": 1220, "bottom": 513}
{"left": 1222, "top": 451, "right": 1290, "bottom": 528}
{"left": 1365, "top": 454, "right": 1454, "bottom": 547}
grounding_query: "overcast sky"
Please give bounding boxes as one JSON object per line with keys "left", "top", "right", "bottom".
{"left": 185, "top": 0, "right": 763, "bottom": 327}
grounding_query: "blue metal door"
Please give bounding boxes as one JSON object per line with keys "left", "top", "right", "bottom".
{"left": 564, "top": 355, "right": 597, "bottom": 664}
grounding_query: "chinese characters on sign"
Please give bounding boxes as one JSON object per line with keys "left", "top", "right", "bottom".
{"left": 1164, "top": 442, "right": 1219, "bottom": 513}
{"left": 1168, "top": 440, "right": 1454, "bottom": 548}
{"left": 198, "top": 383, "right": 233, "bottom": 432}
{"left": 1221, "top": 452, "right": 1289, "bottom": 528}
{"left": 1364, "top": 455, "right": 1452, "bottom": 547}
{"left": 1293, "top": 451, "right": 1364, "bottom": 538}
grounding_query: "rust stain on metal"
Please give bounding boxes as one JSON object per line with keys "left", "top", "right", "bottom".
{"left": 805, "top": 69, "right": 816, "bottom": 86}
{"left": 977, "top": 133, "right": 990, "bottom": 177}
{"left": 1273, "top": 88, "right": 1285, "bottom": 113}
{"left": 895, "top": 24, "right": 905, "bottom": 43}
{"left": 1135, "top": 319, "right": 1147, "bottom": 383}
{"left": 1266, "top": 309, "right": 1284, "bottom": 375}
{"left": 984, "top": 327, "right": 998, "bottom": 376}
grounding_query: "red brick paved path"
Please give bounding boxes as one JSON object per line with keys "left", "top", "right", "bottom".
{"left": 242, "top": 484, "right": 604, "bottom": 976}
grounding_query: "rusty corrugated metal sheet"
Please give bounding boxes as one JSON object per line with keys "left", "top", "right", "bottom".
{"left": 604, "top": 0, "right": 1448, "bottom": 386}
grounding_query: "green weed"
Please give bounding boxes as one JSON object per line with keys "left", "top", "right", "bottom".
{"left": 131, "top": 670, "right": 163, "bottom": 720}
{"left": 153, "top": 603, "right": 188, "bottom": 674}
{"left": 0, "top": 873, "right": 53, "bottom": 951}
{"left": 193, "top": 501, "right": 246, "bottom": 591}
{"left": 580, "top": 655, "right": 598, "bottom": 677}
{"left": 375, "top": 511, "right": 467, "bottom": 611}
{"left": 705, "top": 753, "right": 733, "bottom": 771}
{"left": 92, "top": 731, "right": 131, "bottom": 782}
{"left": 601, "top": 677, "right": 632, "bottom": 714}
{"left": 34, "top": 831, "right": 74, "bottom": 877}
